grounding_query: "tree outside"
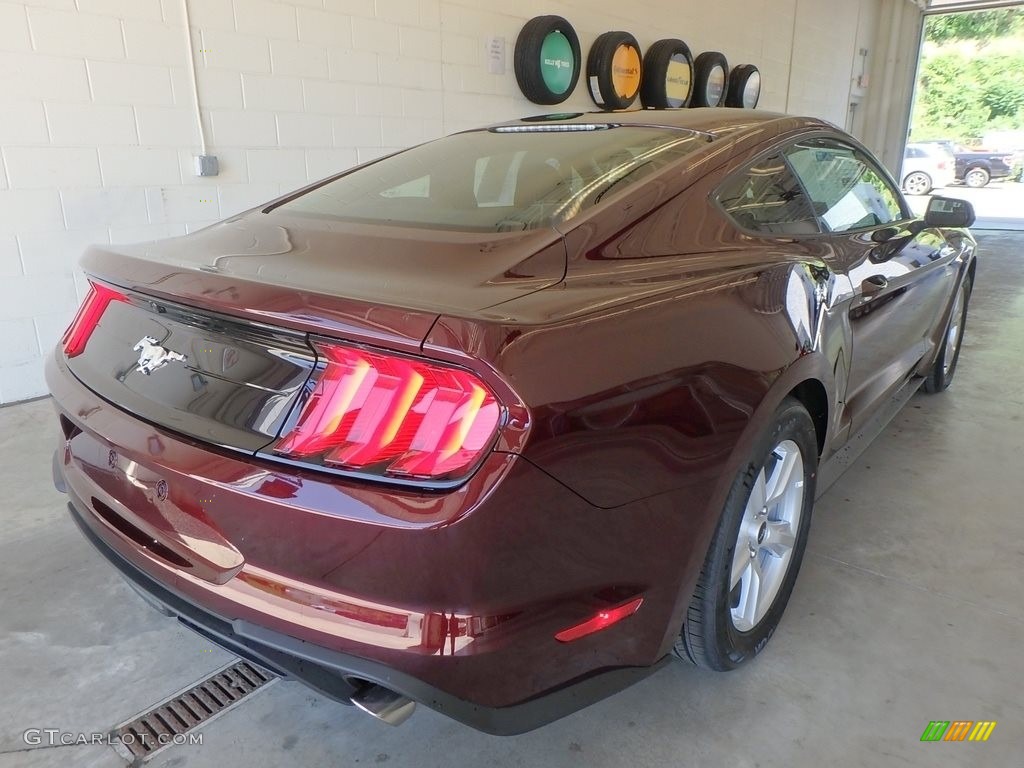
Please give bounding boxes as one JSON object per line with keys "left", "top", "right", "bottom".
{"left": 911, "top": 9, "right": 1024, "bottom": 148}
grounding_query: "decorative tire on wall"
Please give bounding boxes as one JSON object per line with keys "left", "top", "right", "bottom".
{"left": 640, "top": 38, "right": 694, "bottom": 109}
{"left": 691, "top": 51, "right": 730, "bottom": 108}
{"left": 725, "top": 64, "right": 762, "bottom": 108}
{"left": 724, "top": 64, "right": 765, "bottom": 109}
{"left": 586, "top": 31, "right": 643, "bottom": 110}
{"left": 514, "top": 15, "right": 582, "bottom": 105}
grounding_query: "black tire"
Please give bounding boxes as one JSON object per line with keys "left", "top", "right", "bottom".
{"left": 675, "top": 397, "right": 817, "bottom": 670}
{"left": 725, "top": 64, "right": 761, "bottom": 108}
{"left": 922, "top": 272, "right": 972, "bottom": 394}
{"left": 513, "top": 16, "right": 581, "bottom": 105}
{"left": 691, "top": 51, "right": 729, "bottom": 107}
{"left": 964, "top": 166, "right": 990, "bottom": 188}
{"left": 639, "top": 38, "right": 694, "bottom": 109}
{"left": 586, "top": 31, "right": 643, "bottom": 110}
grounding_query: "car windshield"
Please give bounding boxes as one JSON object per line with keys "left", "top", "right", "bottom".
{"left": 275, "top": 126, "right": 708, "bottom": 232}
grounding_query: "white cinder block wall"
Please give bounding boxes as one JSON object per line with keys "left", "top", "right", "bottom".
{"left": 1, "top": 0, "right": 886, "bottom": 403}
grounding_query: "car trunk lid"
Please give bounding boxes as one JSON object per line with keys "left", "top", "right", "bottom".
{"left": 67, "top": 211, "right": 564, "bottom": 455}
{"left": 83, "top": 210, "right": 567, "bottom": 318}
{"left": 64, "top": 286, "right": 318, "bottom": 453}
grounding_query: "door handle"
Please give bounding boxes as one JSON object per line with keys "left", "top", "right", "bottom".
{"left": 861, "top": 275, "right": 888, "bottom": 297}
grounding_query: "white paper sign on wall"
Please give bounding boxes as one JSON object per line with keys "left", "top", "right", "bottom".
{"left": 487, "top": 36, "right": 506, "bottom": 75}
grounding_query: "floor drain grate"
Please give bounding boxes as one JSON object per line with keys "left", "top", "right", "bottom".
{"left": 112, "top": 660, "right": 275, "bottom": 763}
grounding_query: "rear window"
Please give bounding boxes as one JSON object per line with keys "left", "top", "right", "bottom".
{"left": 716, "top": 153, "right": 821, "bottom": 236}
{"left": 275, "top": 126, "right": 707, "bottom": 232}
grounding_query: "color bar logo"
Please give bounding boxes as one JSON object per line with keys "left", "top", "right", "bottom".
{"left": 920, "top": 721, "right": 997, "bottom": 742}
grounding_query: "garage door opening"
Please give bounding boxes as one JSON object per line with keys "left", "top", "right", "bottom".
{"left": 906, "top": 3, "right": 1024, "bottom": 229}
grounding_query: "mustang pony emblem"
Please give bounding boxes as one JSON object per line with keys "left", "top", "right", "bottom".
{"left": 133, "top": 336, "right": 187, "bottom": 375}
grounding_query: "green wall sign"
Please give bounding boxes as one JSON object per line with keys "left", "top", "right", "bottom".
{"left": 540, "top": 31, "right": 575, "bottom": 95}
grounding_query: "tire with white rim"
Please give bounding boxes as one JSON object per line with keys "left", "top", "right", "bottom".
{"left": 922, "top": 272, "right": 971, "bottom": 394}
{"left": 676, "top": 397, "right": 817, "bottom": 670}
{"left": 903, "top": 171, "right": 933, "bottom": 196}
{"left": 964, "top": 167, "right": 990, "bottom": 188}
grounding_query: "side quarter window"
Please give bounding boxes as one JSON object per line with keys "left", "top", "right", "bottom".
{"left": 716, "top": 154, "right": 821, "bottom": 236}
{"left": 785, "top": 138, "right": 906, "bottom": 233}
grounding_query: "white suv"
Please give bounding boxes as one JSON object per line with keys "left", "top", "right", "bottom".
{"left": 902, "top": 143, "right": 956, "bottom": 195}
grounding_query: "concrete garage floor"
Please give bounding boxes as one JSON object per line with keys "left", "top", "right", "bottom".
{"left": 2, "top": 232, "right": 1023, "bottom": 768}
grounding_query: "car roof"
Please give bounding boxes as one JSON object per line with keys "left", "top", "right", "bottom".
{"left": 484, "top": 108, "right": 835, "bottom": 142}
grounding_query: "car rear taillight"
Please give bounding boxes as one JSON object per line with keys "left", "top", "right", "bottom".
{"left": 61, "top": 281, "right": 127, "bottom": 358}
{"left": 274, "top": 341, "right": 503, "bottom": 483}
{"left": 938, "top": 160, "right": 948, "bottom": 170}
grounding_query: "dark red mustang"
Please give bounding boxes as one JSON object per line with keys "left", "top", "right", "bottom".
{"left": 47, "top": 109, "right": 976, "bottom": 734}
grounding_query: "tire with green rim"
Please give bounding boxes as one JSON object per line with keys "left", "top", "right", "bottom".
{"left": 903, "top": 171, "right": 933, "bottom": 196}
{"left": 676, "top": 397, "right": 817, "bottom": 670}
{"left": 725, "top": 64, "right": 761, "bottom": 108}
{"left": 514, "top": 16, "right": 581, "bottom": 105}
{"left": 639, "top": 38, "right": 694, "bottom": 109}
{"left": 586, "top": 31, "right": 643, "bottom": 110}
{"left": 922, "top": 272, "right": 971, "bottom": 394}
{"left": 691, "top": 52, "right": 730, "bottom": 107}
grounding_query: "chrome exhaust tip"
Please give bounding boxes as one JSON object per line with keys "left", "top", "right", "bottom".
{"left": 350, "top": 684, "right": 416, "bottom": 726}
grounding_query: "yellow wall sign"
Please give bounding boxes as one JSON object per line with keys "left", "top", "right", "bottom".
{"left": 664, "top": 56, "right": 692, "bottom": 104}
{"left": 610, "top": 44, "right": 641, "bottom": 100}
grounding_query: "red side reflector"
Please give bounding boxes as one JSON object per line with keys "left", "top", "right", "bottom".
{"left": 61, "top": 281, "right": 128, "bottom": 358}
{"left": 275, "top": 341, "right": 503, "bottom": 482}
{"left": 554, "top": 597, "right": 644, "bottom": 643}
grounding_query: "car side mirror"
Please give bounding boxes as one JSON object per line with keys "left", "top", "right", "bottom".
{"left": 923, "top": 196, "right": 975, "bottom": 229}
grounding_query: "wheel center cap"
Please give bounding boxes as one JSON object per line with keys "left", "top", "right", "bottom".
{"left": 757, "top": 522, "right": 767, "bottom": 544}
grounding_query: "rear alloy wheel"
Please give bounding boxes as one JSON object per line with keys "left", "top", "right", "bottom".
{"left": 903, "top": 171, "right": 933, "bottom": 196}
{"left": 922, "top": 273, "right": 971, "bottom": 394}
{"left": 676, "top": 398, "right": 817, "bottom": 670}
{"left": 964, "top": 167, "right": 990, "bottom": 188}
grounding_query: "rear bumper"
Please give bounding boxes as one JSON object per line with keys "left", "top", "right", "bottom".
{"left": 65, "top": 496, "right": 666, "bottom": 735}
{"left": 47, "top": 348, "right": 693, "bottom": 731}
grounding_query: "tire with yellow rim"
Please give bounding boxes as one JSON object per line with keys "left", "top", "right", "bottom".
{"left": 586, "top": 31, "right": 643, "bottom": 110}
{"left": 640, "top": 39, "right": 694, "bottom": 109}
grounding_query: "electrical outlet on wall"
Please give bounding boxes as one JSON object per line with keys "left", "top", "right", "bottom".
{"left": 193, "top": 155, "right": 219, "bottom": 177}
